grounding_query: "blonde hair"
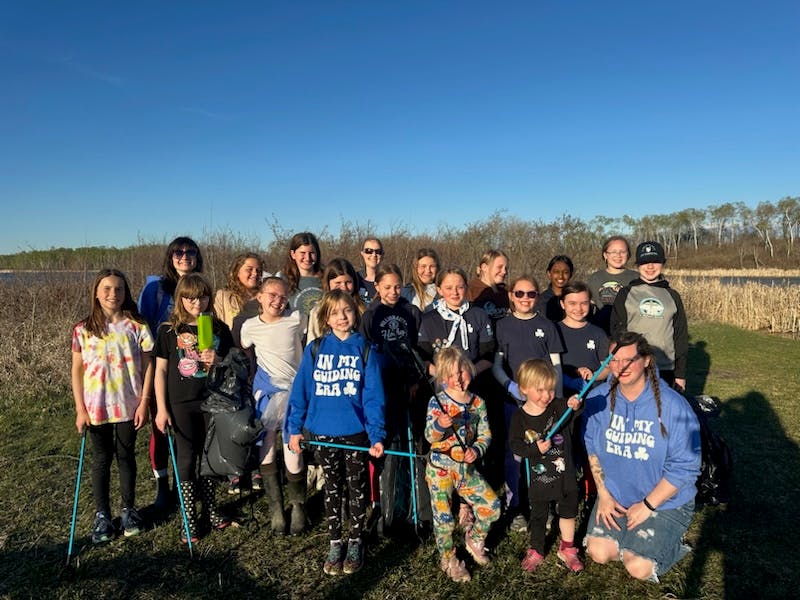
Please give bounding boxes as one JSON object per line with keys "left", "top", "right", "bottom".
{"left": 315, "top": 289, "right": 361, "bottom": 335}
{"left": 475, "top": 249, "right": 509, "bottom": 277}
{"left": 434, "top": 346, "right": 476, "bottom": 385}
{"left": 516, "top": 359, "right": 558, "bottom": 392}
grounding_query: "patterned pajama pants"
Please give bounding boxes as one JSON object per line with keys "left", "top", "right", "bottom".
{"left": 314, "top": 432, "right": 370, "bottom": 541}
{"left": 425, "top": 459, "right": 501, "bottom": 560}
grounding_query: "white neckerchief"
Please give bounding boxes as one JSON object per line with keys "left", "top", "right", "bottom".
{"left": 434, "top": 299, "right": 471, "bottom": 350}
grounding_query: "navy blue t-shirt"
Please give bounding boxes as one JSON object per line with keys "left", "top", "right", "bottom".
{"left": 495, "top": 313, "right": 564, "bottom": 379}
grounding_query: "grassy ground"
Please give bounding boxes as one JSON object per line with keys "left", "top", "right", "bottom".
{"left": 0, "top": 322, "right": 798, "bottom": 600}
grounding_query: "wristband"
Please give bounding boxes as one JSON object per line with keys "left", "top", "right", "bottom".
{"left": 643, "top": 497, "right": 657, "bottom": 511}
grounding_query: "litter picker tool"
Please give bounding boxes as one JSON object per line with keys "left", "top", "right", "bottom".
{"left": 66, "top": 428, "right": 87, "bottom": 566}
{"left": 166, "top": 425, "right": 194, "bottom": 557}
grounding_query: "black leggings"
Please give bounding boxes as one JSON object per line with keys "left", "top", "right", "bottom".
{"left": 170, "top": 400, "right": 209, "bottom": 481}
{"left": 528, "top": 489, "right": 579, "bottom": 553}
{"left": 88, "top": 421, "right": 137, "bottom": 514}
{"left": 314, "top": 432, "right": 370, "bottom": 541}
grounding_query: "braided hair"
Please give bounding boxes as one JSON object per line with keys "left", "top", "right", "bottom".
{"left": 608, "top": 331, "right": 668, "bottom": 438}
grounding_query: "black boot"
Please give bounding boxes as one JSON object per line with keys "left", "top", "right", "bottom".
{"left": 177, "top": 480, "right": 199, "bottom": 543}
{"left": 154, "top": 475, "right": 173, "bottom": 512}
{"left": 286, "top": 472, "right": 307, "bottom": 536}
{"left": 200, "top": 477, "right": 230, "bottom": 530}
{"left": 262, "top": 467, "right": 286, "bottom": 536}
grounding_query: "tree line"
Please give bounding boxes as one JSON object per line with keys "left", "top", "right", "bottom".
{"left": 1, "top": 197, "right": 798, "bottom": 286}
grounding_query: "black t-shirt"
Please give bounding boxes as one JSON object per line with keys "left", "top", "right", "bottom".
{"left": 360, "top": 298, "right": 422, "bottom": 379}
{"left": 156, "top": 320, "right": 234, "bottom": 405}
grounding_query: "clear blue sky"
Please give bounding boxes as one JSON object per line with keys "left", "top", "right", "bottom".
{"left": 2, "top": 1, "right": 798, "bottom": 254}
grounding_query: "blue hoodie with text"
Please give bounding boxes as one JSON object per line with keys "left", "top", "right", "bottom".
{"left": 287, "top": 331, "right": 386, "bottom": 446}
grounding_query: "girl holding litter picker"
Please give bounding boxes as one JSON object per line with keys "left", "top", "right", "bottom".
{"left": 154, "top": 273, "right": 234, "bottom": 543}
{"left": 71, "top": 269, "right": 154, "bottom": 544}
{"left": 138, "top": 236, "right": 204, "bottom": 511}
{"left": 425, "top": 346, "right": 501, "bottom": 583}
{"left": 508, "top": 359, "right": 585, "bottom": 573}
{"left": 287, "top": 289, "right": 385, "bottom": 576}
{"left": 239, "top": 277, "right": 308, "bottom": 535}
{"left": 360, "top": 263, "right": 423, "bottom": 532}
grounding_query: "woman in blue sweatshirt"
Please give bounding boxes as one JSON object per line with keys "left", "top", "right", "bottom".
{"left": 583, "top": 331, "right": 700, "bottom": 582}
{"left": 288, "top": 289, "right": 385, "bottom": 577}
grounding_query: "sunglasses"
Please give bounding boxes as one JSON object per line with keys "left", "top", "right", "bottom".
{"left": 513, "top": 290, "right": 538, "bottom": 299}
{"left": 362, "top": 248, "right": 384, "bottom": 256}
{"left": 173, "top": 249, "right": 198, "bottom": 258}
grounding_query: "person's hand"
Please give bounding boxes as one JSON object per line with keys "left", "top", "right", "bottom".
{"left": 133, "top": 401, "right": 149, "bottom": 430}
{"left": 199, "top": 348, "right": 218, "bottom": 366}
{"left": 673, "top": 378, "right": 686, "bottom": 392}
{"left": 595, "top": 490, "right": 625, "bottom": 531}
{"left": 577, "top": 367, "right": 593, "bottom": 381}
{"left": 437, "top": 413, "right": 453, "bottom": 429}
{"left": 536, "top": 438, "right": 552, "bottom": 454}
{"left": 288, "top": 433, "right": 304, "bottom": 454}
{"left": 155, "top": 410, "right": 171, "bottom": 434}
{"left": 567, "top": 394, "right": 582, "bottom": 411}
{"left": 625, "top": 501, "right": 654, "bottom": 529}
{"left": 463, "top": 447, "right": 478, "bottom": 463}
{"left": 369, "top": 442, "right": 384, "bottom": 458}
{"left": 75, "top": 410, "right": 90, "bottom": 434}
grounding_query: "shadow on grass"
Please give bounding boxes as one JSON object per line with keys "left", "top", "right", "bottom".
{"left": 682, "top": 390, "right": 800, "bottom": 599}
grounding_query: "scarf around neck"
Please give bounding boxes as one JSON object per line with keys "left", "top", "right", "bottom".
{"left": 434, "top": 299, "right": 471, "bottom": 350}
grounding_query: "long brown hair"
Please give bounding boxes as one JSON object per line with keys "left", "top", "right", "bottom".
{"left": 223, "top": 252, "right": 265, "bottom": 311}
{"left": 283, "top": 232, "right": 322, "bottom": 294}
{"left": 160, "top": 236, "right": 203, "bottom": 297}
{"left": 167, "top": 273, "right": 216, "bottom": 330}
{"left": 608, "top": 331, "right": 667, "bottom": 438}
{"left": 80, "top": 269, "right": 145, "bottom": 338}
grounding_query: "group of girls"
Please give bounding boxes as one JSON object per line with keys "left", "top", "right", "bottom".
{"left": 71, "top": 232, "right": 697, "bottom": 585}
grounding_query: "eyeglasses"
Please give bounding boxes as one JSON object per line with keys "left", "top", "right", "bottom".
{"left": 513, "top": 290, "right": 538, "bottom": 298}
{"left": 610, "top": 355, "right": 641, "bottom": 368}
{"left": 265, "top": 292, "right": 288, "bottom": 304}
{"left": 173, "top": 249, "right": 198, "bottom": 258}
{"left": 362, "top": 248, "right": 384, "bottom": 255}
{"left": 605, "top": 250, "right": 627, "bottom": 256}
{"left": 183, "top": 295, "right": 209, "bottom": 304}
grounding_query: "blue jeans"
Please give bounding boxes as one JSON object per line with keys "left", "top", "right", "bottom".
{"left": 585, "top": 500, "right": 695, "bottom": 578}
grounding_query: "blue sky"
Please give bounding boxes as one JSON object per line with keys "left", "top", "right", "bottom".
{"left": 1, "top": 1, "right": 798, "bottom": 254}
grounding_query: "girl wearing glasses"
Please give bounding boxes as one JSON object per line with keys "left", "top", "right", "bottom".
{"left": 357, "top": 237, "right": 384, "bottom": 304}
{"left": 154, "top": 273, "right": 234, "bottom": 543}
{"left": 466, "top": 249, "right": 510, "bottom": 322}
{"left": 239, "top": 277, "right": 308, "bottom": 536}
{"left": 138, "top": 236, "right": 204, "bottom": 511}
{"left": 583, "top": 331, "right": 700, "bottom": 582}
{"left": 587, "top": 236, "right": 638, "bottom": 334}
{"left": 492, "top": 275, "right": 564, "bottom": 532}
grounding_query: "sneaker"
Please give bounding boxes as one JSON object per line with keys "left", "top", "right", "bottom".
{"left": 458, "top": 503, "right": 474, "bottom": 529}
{"left": 323, "top": 541, "right": 343, "bottom": 576}
{"left": 464, "top": 533, "right": 490, "bottom": 566}
{"left": 510, "top": 514, "right": 528, "bottom": 533}
{"left": 228, "top": 476, "right": 241, "bottom": 495}
{"left": 91, "top": 511, "right": 115, "bottom": 544}
{"left": 521, "top": 548, "right": 545, "bottom": 572}
{"left": 440, "top": 555, "right": 471, "bottom": 583}
{"left": 557, "top": 545, "right": 585, "bottom": 573}
{"left": 342, "top": 538, "right": 364, "bottom": 574}
{"left": 120, "top": 507, "right": 143, "bottom": 537}
{"left": 251, "top": 472, "right": 263, "bottom": 491}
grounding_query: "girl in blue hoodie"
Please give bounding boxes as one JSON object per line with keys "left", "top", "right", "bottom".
{"left": 288, "top": 290, "right": 385, "bottom": 577}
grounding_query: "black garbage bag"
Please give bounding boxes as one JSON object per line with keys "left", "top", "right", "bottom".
{"left": 685, "top": 394, "right": 732, "bottom": 506}
{"left": 200, "top": 348, "right": 263, "bottom": 478}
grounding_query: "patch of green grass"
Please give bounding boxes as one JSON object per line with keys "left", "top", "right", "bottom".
{"left": 1, "top": 322, "right": 798, "bottom": 599}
